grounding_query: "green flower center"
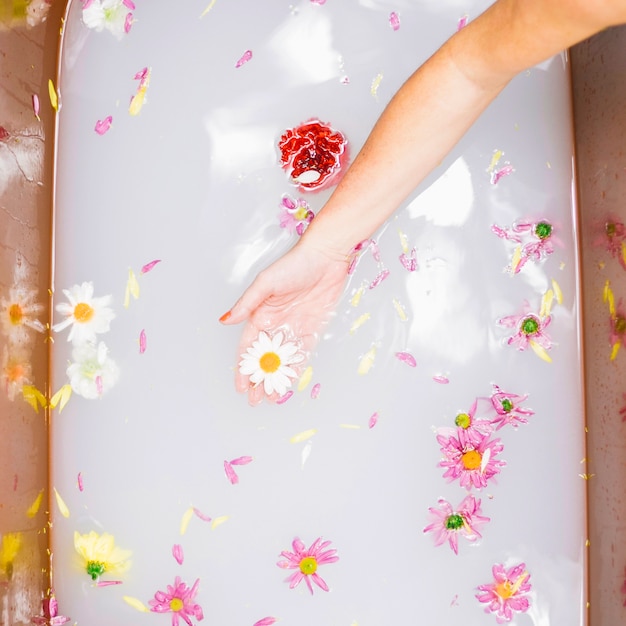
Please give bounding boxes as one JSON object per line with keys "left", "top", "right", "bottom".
{"left": 615, "top": 316, "right": 626, "bottom": 335}
{"left": 521, "top": 316, "right": 539, "bottom": 335}
{"left": 86, "top": 560, "right": 106, "bottom": 581}
{"left": 534, "top": 221, "right": 553, "bottom": 239}
{"left": 455, "top": 412, "right": 471, "bottom": 429}
{"left": 500, "top": 398, "right": 513, "bottom": 413}
{"left": 445, "top": 514, "right": 464, "bottom": 530}
{"left": 299, "top": 556, "right": 318, "bottom": 576}
{"left": 606, "top": 222, "right": 617, "bottom": 237}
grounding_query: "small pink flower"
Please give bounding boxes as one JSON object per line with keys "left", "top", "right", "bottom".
{"left": 277, "top": 537, "right": 339, "bottom": 594}
{"left": 476, "top": 562, "right": 532, "bottom": 623}
{"left": 279, "top": 195, "right": 315, "bottom": 235}
{"left": 493, "top": 220, "right": 556, "bottom": 272}
{"left": 423, "top": 494, "right": 490, "bottom": 554}
{"left": 149, "top": 577, "right": 204, "bottom": 626}
{"left": 488, "top": 384, "right": 534, "bottom": 429}
{"left": 450, "top": 398, "right": 493, "bottom": 442}
{"left": 498, "top": 305, "right": 552, "bottom": 353}
{"left": 592, "top": 215, "right": 626, "bottom": 269}
{"left": 437, "top": 427, "right": 505, "bottom": 490}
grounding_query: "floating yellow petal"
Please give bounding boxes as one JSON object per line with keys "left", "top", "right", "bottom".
{"left": 339, "top": 424, "right": 361, "bottom": 430}
{"left": 358, "top": 345, "right": 377, "bottom": 375}
{"left": 200, "top": 0, "right": 218, "bottom": 17}
{"left": 398, "top": 229, "right": 409, "bottom": 254}
{"left": 392, "top": 298, "right": 408, "bottom": 321}
{"left": 540, "top": 289, "right": 554, "bottom": 319}
{"left": 180, "top": 507, "right": 194, "bottom": 535}
{"left": 124, "top": 268, "right": 140, "bottom": 309}
{"left": 529, "top": 339, "right": 552, "bottom": 363}
{"left": 49, "top": 384, "right": 72, "bottom": 412}
{"left": 48, "top": 79, "right": 58, "bottom": 111}
{"left": 510, "top": 246, "right": 522, "bottom": 273}
{"left": 622, "top": 241, "right": 626, "bottom": 268}
{"left": 22, "top": 385, "right": 47, "bottom": 413}
{"left": 350, "top": 285, "right": 365, "bottom": 307}
{"left": 370, "top": 73, "right": 383, "bottom": 98}
{"left": 123, "top": 596, "right": 150, "bottom": 612}
{"left": 551, "top": 278, "right": 563, "bottom": 304}
{"left": 129, "top": 70, "right": 151, "bottom": 116}
{"left": 604, "top": 280, "right": 615, "bottom": 316}
{"left": 487, "top": 149, "right": 503, "bottom": 173}
{"left": 290, "top": 428, "right": 317, "bottom": 444}
{"left": 297, "top": 366, "right": 313, "bottom": 392}
{"left": 211, "top": 515, "right": 229, "bottom": 530}
{"left": 611, "top": 342, "right": 620, "bottom": 361}
{"left": 53, "top": 487, "right": 70, "bottom": 518}
{"left": 26, "top": 489, "right": 44, "bottom": 518}
{"left": 350, "top": 312, "right": 371, "bottom": 334}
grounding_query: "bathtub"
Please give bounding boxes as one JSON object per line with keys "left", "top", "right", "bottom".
{"left": 2, "top": 1, "right": 625, "bottom": 625}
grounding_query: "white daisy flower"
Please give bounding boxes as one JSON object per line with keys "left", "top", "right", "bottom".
{"left": 67, "top": 341, "right": 120, "bottom": 399}
{"left": 238, "top": 331, "right": 303, "bottom": 397}
{"left": 53, "top": 282, "right": 115, "bottom": 345}
{"left": 82, "top": 0, "right": 134, "bottom": 39}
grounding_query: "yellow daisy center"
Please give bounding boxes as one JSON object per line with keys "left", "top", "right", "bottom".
{"left": 299, "top": 556, "right": 318, "bottom": 575}
{"left": 170, "top": 598, "right": 184, "bottom": 612}
{"left": 495, "top": 581, "right": 514, "bottom": 600}
{"left": 259, "top": 351, "right": 281, "bottom": 373}
{"left": 461, "top": 449, "right": 482, "bottom": 470}
{"left": 6, "top": 363, "right": 25, "bottom": 383}
{"left": 74, "top": 302, "right": 94, "bottom": 323}
{"left": 294, "top": 206, "right": 309, "bottom": 221}
{"left": 8, "top": 303, "right": 23, "bottom": 325}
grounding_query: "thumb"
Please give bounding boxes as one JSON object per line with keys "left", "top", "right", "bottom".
{"left": 219, "top": 274, "right": 272, "bottom": 325}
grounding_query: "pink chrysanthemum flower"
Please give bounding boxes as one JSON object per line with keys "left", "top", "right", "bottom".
{"left": 476, "top": 562, "right": 532, "bottom": 623}
{"left": 437, "top": 427, "right": 505, "bottom": 490}
{"left": 592, "top": 216, "right": 626, "bottom": 269}
{"left": 149, "top": 577, "right": 204, "bottom": 626}
{"left": 488, "top": 384, "right": 534, "bottom": 430}
{"left": 492, "top": 220, "right": 557, "bottom": 273}
{"left": 277, "top": 537, "right": 339, "bottom": 594}
{"left": 279, "top": 195, "right": 315, "bottom": 236}
{"left": 423, "top": 494, "right": 490, "bottom": 554}
{"left": 452, "top": 398, "right": 493, "bottom": 443}
{"left": 498, "top": 307, "right": 552, "bottom": 354}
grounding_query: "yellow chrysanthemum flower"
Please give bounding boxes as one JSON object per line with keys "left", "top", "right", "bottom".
{"left": 0, "top": 532, "right": 23, "bottom": 580}
{"left": 74, "top": 531, "right": 131, "bottom": 581}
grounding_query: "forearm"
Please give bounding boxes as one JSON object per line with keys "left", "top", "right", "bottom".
{"left": 301, "top": 0, "right": 626, "bottom": 259}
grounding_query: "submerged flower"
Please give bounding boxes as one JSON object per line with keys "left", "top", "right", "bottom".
{"left": 593, "top": 216, "right": 626, "bottom": 268}
{"left": 279, "top": 195, "right": 315, "bottom": 235}
{"left": 605, "top": 282, "right": 626, "bottom": 360}
{"left": 0, "top": 285, "right": 45, "bottom": 341}
{"left": 238, "top": 331, "right": 303, "bottom": 397}
{"left": 82, "top": 0, "right": 135, "bottom": 38}
{"left": 74, "top": 531, "right": 131, "bottom": 582}
{"left": 498, "top": 306, "right": 552, "bottom": 355}
{"left": 488, "top": 384, "right": 534, "bottom": 429}
{"left": 451, "top": 398, "right": 493, "bottom": 441}
{"left": 67, "top": 341, "right": 120, "bottom": 399}
{"left": 492, "top": 219, "right": 556, "bottom": 273}
{"left": 2, "top": 346, "right": 32, "bottom": 401}
{"left": 53, "top": 282, "right": 115, "bottom": 344}
{"left": 437, "top": 427, "right": 505, "bottom": 490}
{"left": 476, "top": 562, "right": 532, "bottom": 623}
{"left": 423, "top": 494, "right": 490, "bottom": 554}
{"left": 277, "top": 537, "right": 339, "bottom": 594}
{"left": 149, "top": 576, "right": 204, "bottom": 626}
{"left": 0, "top": 532, "right": 22, "bottom": 581}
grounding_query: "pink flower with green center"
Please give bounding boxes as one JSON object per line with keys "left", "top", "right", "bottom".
{"left": 277, "top": 537, "right": 339, "bottom": 594}
{"left": 279, "top": 195, "right": 315, "bottom": 235}
{"left": 593, "top": 216, "right": 626, "bottom": 268}
{"left": 488, "top": 384, "right": 534, "bottom": 430}
{"left": 492, "top": 219, "right": 557, "bottom": 273}
{"left": 609, "top": 300, "right": 626, "bottom": 358}
{"left": 476, "top": 562, "right": 532, "bottom": 623}
{"left": 423, "top": 494, "right": 490, "bottom": 554}
{"left": 452, "top": 398, "right": 493, "bottom": 442}
{"left": 149, "top": 577, "right": 204, "bottom": 626}
{"left": 498, "top": 307, "right": 552, "bottom": 353}
{"left": 437, "top": 427, "right": 505, "bottom": 490}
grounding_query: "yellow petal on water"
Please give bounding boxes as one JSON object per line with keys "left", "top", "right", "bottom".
{"left": 49, "top": 384, "right": 72, "bottom": 412}
{"left": 297, "top": 366, "right": 313, "bottom": 392}
{"left": 398, "top": 229, "right": 409, "bottom": 254}
{"left": 200, "top": 0, "right": 218, "bottom": 17}
{"left": 124, "top": 268, "right": 140, "bottom": 308}
{"left": 350, "top": 285, "right": 365, "bottom": 307}
{"left": 487, "top": 149, "right": 503, "bottom": 173}
{"left": 357, "top": 345, "right": 376, "bottom": 375}
{"left": 123, "top": 596, "right": 150, "bottom": 613}
{"left": 350, "top": 313, "right": 371, "bottom": 335}
{"left": 22, "top": 385, "right": 47, "bottom": 413}
{"left": 585, "top": 539, "right": 591, "bottom": 547}
{"left": 290, "top": 428, "right": 317, "bottom": 444}
{"left": 510, "top": 246, "right": 522, "bottom": 273}
{"left": 211, "top": 515, "right": 229, "bottom": 530}
{"left": 551, "top": 278, "right": 563, "bottom": 304}
{"left": 26, "top": 489, "right": 44, "bottom": 518}
{"left": 48, "top": 79, "right": 58, "bottom": 111}
{"left": 180, "top": 507, "right": 194, "bottom": 535}
{"left": 392, "top": 298, "right": 408, "bottom": 321}
{"left": 622, "top": 241, "right": 626, "bottom": 268}
{"left": 339, "top": 424, "right": 361, "bottom": 430}
{"left": 540, "top": 289, "right": 554, "bottom": 319}
{"left": 610, "top": 342, "right": 620, "bottom": 361}
{"left": 604, "top": 280, "right": 615, "bottom": 316}
{"left": 53, "top": 488, "right": 70, "bottom": 518}
{"left": 370, "top": 73, "right": 383, "bottom": 98}
{"left": 529, "top": 339, "right": 552, "bottom": 363}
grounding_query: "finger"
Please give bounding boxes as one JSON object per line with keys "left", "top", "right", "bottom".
{"left": 220, "top": 274, "right": 272, "bottom": 325}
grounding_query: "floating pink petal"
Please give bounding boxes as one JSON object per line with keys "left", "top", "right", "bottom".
{"left": 277, "top": 390, "right": 294, "bottom": 404}
{"left": 457, "top": 14, "right": 469, "bottom": 30}
{"left": 230, "top": 456, "right": 253, "bottom": 466}
{"left": 139, "top": 329, "right": 147, "bottom": 354}
{"left": 311, "top": 383, "right": 321, "bottom": 399}
{"left": 253, "top": 619, "right": 277, "bottom": 626}
{"left": 389, "top": 12, "right": 400, "bottom": 31}
{"left": 32, "top": 94, "right": 40, "bottom": 120}
{"left": 96, "top": 580, "right": 122, "bottom": 587}
{"left": 124, "top": 12, "right": 134, "bottom": 34}
{"left": 122, "top": 0, "right": 135, "bottom": 9}
{"left": 369, "top": 269, "right": 390, "bottom": 289}
{"left": 82, "top": 0, "right": 94, "bottom": 9}
{"left": 141, "top": 259, "right": 161, "bottom": 274}
{"left": 236, "top": 50, "right": 253, "bottom": 68}
{"left": 224, "top": 461, "right": 239, "bottom": 485}
{"left": 433, "top": 375, "right": 450, "bottom": 384}
{"left": 368, "top": 412, "right": 379, "bottom": 429}
{"left": 399, "top": 249, "right": 418, "bottom": 271}
{"left": 94, "top": 116, "right": 113, "bottom": 135}
{"left": 95, "top": 375, "right": 103, "bottom": 396}
{"left": 77, "top": 472, "right": 84, "bottom": 492}
{"left": 490, "top": 164, "right": 514, "bottom": 185}
{"left": 395, "top": 351, "right": 416, "bottom": 367}
{"left": 193, "top": 507, "right": 212, "bottom": 522}
{"left": 172, "top": 544, "right": 184, "bottom": 565}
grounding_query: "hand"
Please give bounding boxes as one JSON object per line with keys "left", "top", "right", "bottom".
{"left": 220, "top": 240, "right": 349, "bottom": 405}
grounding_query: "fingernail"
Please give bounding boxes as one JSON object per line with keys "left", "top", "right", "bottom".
{"left": 219, "top": 310, "right": 232, "bottom": 323}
